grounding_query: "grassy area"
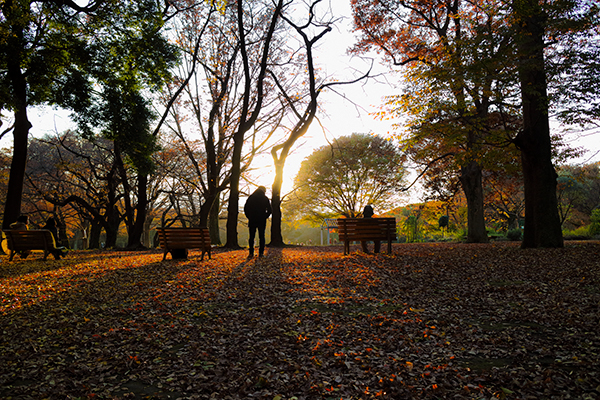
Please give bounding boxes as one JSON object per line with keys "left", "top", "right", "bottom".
{"left": 1, "top": 242, "right": 599, "bottom": 399}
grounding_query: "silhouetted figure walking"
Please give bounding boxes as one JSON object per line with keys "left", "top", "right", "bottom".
{"left": 244, "top": 186, "right": 272, "bottom": 258}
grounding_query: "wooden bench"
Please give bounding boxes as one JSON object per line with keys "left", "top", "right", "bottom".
{"left": 157, "top": 227, "right": 212, "bottom": 261}
{"left": 337, "top": 218, "right": 397, "bottom": 255}
{"left": 3, "top": 229, "right": 62, "bottom": 261}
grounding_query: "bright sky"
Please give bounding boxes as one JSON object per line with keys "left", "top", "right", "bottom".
{"left": 246, "top": 0, "right": 397, "bottom": 197}
{"left": 3, "top": 0, "right": 599, "bottom": 207}
{"left": 246, "top": 0, "right": 600, "bottom": 200}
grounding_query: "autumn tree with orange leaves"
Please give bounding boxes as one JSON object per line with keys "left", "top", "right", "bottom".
{"left": 352, "top": 0, "right": 600, "bottom": 248}
{"left": 351, "top": 0, "right": 522, "bottom": 244}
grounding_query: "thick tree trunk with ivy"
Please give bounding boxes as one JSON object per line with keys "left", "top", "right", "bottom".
{"left": 513, "top": 0, "right": 563, "bottom": 248}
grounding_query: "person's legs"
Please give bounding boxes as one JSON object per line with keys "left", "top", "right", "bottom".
{"left": 248, "top": 220, "right": 257, "bottom": 258}
{"left": 257, "top": 219, "right": 267, "bottom": 257}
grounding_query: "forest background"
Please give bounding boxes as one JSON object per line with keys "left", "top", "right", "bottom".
{"left": 1, "top": 0, "right": 599, "bottom": 250}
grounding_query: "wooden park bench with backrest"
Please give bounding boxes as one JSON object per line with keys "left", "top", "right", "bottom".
{"left": 157, "top": 227, "right": 212, "bottom": 261}
{"left": 3, "top": 229, "right": 62, "bottom": 261}
{"left": 337, "top": 217, "right": 397, "bottom": 255}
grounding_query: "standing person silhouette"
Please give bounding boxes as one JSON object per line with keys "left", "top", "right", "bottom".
{"left": 244, "top": 186, "right": 272, "bottom": 259}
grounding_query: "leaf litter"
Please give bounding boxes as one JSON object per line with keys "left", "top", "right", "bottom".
{"left": 0, "top": 241, "right": 599, "bottom": 399}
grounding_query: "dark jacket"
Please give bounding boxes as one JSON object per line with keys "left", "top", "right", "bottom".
{"left": 244, "top": 189, "right": 272, "bottom": 222}
{"left": 43, "top": 217, "right": 60, "bottom": 245}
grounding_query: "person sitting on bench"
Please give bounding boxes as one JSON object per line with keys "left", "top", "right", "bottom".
{"left": 9, "top": 215, "right": 31, "bottom": 259}
{"left": 361, "top": 205, "right": 381, "bottom": 254}
{"left": 43, "top": 217, "right": 67, "bottom": 259}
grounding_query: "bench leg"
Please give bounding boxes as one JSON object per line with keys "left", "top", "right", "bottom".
{"left": 373, "top": 241, "right": 381, "bottom": 254}
{"left": 8, "top": 250, "right": 15, "bottom": 261}
{"left": 199, "top": 248, "right": 211, "bottom": 261}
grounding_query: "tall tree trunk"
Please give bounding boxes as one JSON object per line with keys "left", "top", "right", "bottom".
{"left": 89, "top": 220, "right": 102, "bottom": 249}
{"left": 203, "top": 119, "right": 221, "bottom": 244}
{"left": 199, "top": 192, "right": 219, "bottom": 241}
{"left": 513, "top": 0, "right": 563, "bottom": 248}
{"left": 209, "top": 195, "right": 221, "bottom": 245}
{"left": 3, "top": 107, "right": 31, "bottom": 229}
{"left": 2, "top": 17, "right": 31, "bottom": 229}
{"left": 104, "top": 218, "right": 119, "bottom": 248}
{"left": 267, "top": 22, "right": 332, "bottom": 246}
{"left": 270, "top": 159, "right": 285, "bottom": 247}
{"left": 127, "top": 173, "right": 148, "bottom": 249}
{"left": 143, "top": 215, "right": 154, "bottom": 248}
{"left": 459, "top": 160, "right": 489, "bottom": 243}
{"left": 224, "top": 0, "right": 283, "bottom": 249}
{"left": 105, "top": 165, "right": 121, "bottom": 248}
{"left": 225, "top": 132, "right": 243, "bottom": 248}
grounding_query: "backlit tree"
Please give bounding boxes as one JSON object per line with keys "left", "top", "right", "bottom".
{"left": 287, "top": 133, "right": 407, "bottom": 222}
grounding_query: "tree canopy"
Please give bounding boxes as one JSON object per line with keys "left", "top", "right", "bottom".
{"left": 287, "top": 133, "right": 407, "bottom": 222}
{"left": 2, "top": 0, "right": 599, "bottom": 248}
{"left": 0, "top": 0, "right": 177, "bottom": 230}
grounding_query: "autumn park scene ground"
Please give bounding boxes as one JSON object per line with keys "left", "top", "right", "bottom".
{"left": 1, "top": 242, "right": 599, "bottom": 400}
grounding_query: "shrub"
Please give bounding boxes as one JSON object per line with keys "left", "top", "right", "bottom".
{"left": 563, "top": 225, "right": 591, "bottom": 240}
{"left": 506, "top": 229, "right": 522, "bottom": 241}
{"left": 452, "top": 228, "right": 467, "bottom": 242}
{"left": 590, "top": 209, "right": 600, "bottom": 236}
